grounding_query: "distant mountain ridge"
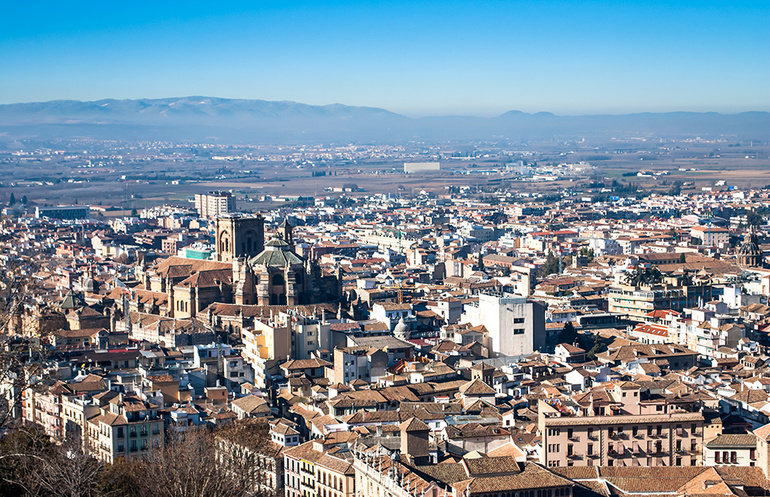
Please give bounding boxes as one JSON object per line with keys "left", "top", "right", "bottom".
{"left": 0, "top": 96, "right": 767, "bottom": 143}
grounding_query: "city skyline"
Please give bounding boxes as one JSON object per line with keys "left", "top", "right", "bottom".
{"left": 1, "top": 0, "right": 768, "bottom": 117}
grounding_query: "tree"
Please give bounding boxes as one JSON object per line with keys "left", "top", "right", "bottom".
{"left": 579, "top": 247, "right": 595, "bottom": 263}
{"left": 558, "top": 321, "right": 579, "bottom": 346}
{"left": 747, "top": 210, "right": 764, "bottom": 228}
{"left": 585, "top": 334, "right": 605, "bottom": 361}
{"left": 110, "top": 423, "right": 276, "bottom": 497}
{"left": 542, "top": 251, "right": 560, "bottom": 276}
{"left": 20, "top": 196, "right": 27, "bottom": 205}
{"left": 624, "top": 266, "right": 663, "bottom": 287}
{"left": 0, "top": 428, "right": 101, "bottom": 497}
{"left": 679, "top": 253, "right": 686, "bottom": 263}
{"left": 0, "top": 255, "right": 52, "bottom": 430}
{"left": 8, "top": 193, "right": 16, "bottom": 206}
{"left": 478, "top": 253, "right": 485, "bottom": 272}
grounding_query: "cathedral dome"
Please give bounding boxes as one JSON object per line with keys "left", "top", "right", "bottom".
{"left": 394, "top": 316, "right": 410, "bottom": 340}
{"left": 737, "top": 232, "right": 762, "bottom": 268}
{"left": 738, "top": 233, "right": 761, "bottom": 257}
{"left": 248, "top": 237, "right": 304, "bottom": 268}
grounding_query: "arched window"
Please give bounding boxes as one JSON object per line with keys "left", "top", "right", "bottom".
{"left": 272, "top": 273, "right": 285, "bottom": 286}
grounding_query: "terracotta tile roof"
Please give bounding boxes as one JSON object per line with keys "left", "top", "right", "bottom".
{"left": 705, "top": 434, "right": 757, "bottom": 448}
{"left": 453, "top": 462, "right": 574, "bottom": 493}
{"left": 460, "top": 378, "right": 495, "bottom": 396}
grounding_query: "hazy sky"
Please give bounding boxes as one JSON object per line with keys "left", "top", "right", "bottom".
{"left": 1, "top": 1, "right": 768, "bottom": 116}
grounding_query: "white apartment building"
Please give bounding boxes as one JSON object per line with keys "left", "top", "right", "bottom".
{"left": 195, "top": 191, "right": 235, "bottom": 219}
{"left": 460, "top": 292, "right": 546, "bottom": 356}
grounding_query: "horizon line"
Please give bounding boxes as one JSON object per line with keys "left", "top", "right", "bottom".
{"left": 0, "top": 96, "right": 768, "bottom": 120}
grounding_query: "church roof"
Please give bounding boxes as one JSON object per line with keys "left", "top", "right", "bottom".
{"left": 60, "top": 290, "right": 86, "bottom": 310}
{"left": 249, "top": 237, "right": 304, "bottom": 267}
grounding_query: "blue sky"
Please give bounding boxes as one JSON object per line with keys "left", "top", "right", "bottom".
{"left": 0, "top": 1, "right": 768, "bottom": 116}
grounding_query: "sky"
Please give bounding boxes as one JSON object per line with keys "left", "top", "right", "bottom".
{"left": 0, "top": 1, "right": 768, "bottom": 117}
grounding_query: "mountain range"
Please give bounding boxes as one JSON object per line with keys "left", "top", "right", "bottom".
{"left": 0, "top": 97, "right": 767, "bottom": 144}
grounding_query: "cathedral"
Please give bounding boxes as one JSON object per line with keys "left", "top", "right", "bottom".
{"left": 136, "top": 214, "right": 341, "bottom": 319}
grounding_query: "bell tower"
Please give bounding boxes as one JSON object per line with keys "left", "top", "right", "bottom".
{"left": 277, "top": 217, "right": 294, "bottom": 246}
{"left": 215, "top": 214, "right": 265, "bottom": 263}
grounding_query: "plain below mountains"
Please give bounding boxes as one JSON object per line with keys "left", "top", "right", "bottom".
{"left": 0, "top": 96, "right": 767, "bottom": 143}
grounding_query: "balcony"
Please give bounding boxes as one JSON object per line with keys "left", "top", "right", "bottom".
{"left": 567, "top": 453, "right": 582, "bottom": 460}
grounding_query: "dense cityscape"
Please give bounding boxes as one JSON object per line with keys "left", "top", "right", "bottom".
{"left": 2, "top": 1, "right": 768, "bottom": 495}
{"left": 2, "top": 136, "right": 770, "bottom": 495}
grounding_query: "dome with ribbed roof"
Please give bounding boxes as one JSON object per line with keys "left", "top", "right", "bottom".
{"left": 393, "top": 316, "right": 410, "bottom": 340}
{"left": 737, "top": 232, "right": 762, "bottom": 267}
{"left": 248, "top": 237, "right": 304, "bottom": 268}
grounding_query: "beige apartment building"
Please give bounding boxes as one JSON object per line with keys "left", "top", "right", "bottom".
{"left": 608, "top": 283, "right": 714, "bottom": 319}
{"left": 85, "top": 393, "right": 164, "bottom": 464}
{"left": 284, "top": 439, "right": 355, "bottom": 497}
{"left": 539, "top": 399, "right": 705, "bottom": 468}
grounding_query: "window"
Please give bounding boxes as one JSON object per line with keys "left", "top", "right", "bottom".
{"left": 514, "top": 318, "right": 525, "bottom": 324}
{"left": 715, "top": 452, "right": 721, "bottom": 463}
{"left": 513, "top": 328, "right": 525, "bottom": 335}
{"left": 587, "top": 444, "right": 593, "bottom": 456}
{"left": 567, "top": 428, "right": 573, "bottom": 439}
{"left": 632, "top": 426, "right": 638, "bottom": 437}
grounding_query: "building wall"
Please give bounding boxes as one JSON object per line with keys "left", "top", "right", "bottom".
{"left": 195, "top": 192, "right": 235, "bottom": 219}
{"left": 460, "top": 293, "right": 546, "bottom": 356}
{"left": 539, "top": 403, "right": 704, "bottom": 468}
{"left": 704, "top": 445, "right": 756, "bottom": 466}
